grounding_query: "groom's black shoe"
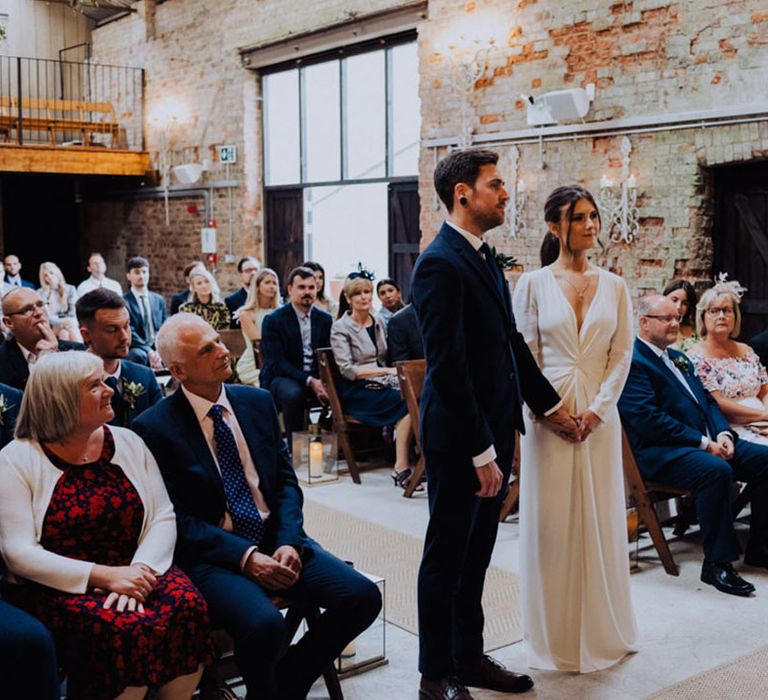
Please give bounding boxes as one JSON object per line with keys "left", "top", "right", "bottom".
{"left": 700, "top": 561, "right": 755, "bottom": 596}
{"left": 455, "top": 655, "right": 534, "bottom": 693}
{"left": 419, "top": 675, "right": 474, "bottom": 699}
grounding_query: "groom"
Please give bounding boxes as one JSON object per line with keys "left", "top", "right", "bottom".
{"left": 411, "top": 149, "right": 579, "bottom": 700}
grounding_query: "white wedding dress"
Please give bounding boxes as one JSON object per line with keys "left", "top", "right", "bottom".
{"left": 512, "top": 267, "right": 638, "bottom": 672}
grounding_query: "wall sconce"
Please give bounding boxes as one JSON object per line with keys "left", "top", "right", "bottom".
{"left": 503, "top": 145, "right": 527, "bottom": 239}
{"left": 597, "top": 136, "right": 639, "bottom": 244}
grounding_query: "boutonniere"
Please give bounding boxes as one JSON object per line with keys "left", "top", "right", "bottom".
{"left": 671, "top": 355, "right": 692, "bottom": 376}
{"left": 0, "top": 394, "right": 11, "bottom": 427}
{"left": 121, "top": 380, "right": 146, "bottom": 410}
{"left": 491, "top": 246, "right": 518, "bottom": 271}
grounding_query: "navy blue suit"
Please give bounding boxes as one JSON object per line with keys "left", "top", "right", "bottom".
{"left": 387, "top": 303, "right": 424, "bottom": 363}
{"left": 618, "top": 339, "right": 768, "bottom": 562}
{"left": 3, "top": 275, "right": 34, "bottom": 289}
{"left": 225, "top": 287, "right": 248, "bottom": 327}
{"left": 0, "top": 337, "right": 85, "bottom": 391}
{"left": 0, "top": 382, "right": 22, "bottom": 448}
{"left": 411, "top": 223, "right": 561, "bottom": 678}
{"left": 107, "top": 360, "right": 163, "bottom": 429}
{"left": 260, "top": 303, "right": 332, "bottom": 439}
{"left": 124, "top": 290, "right": 168, "bottom": 365}
{"left": 134, "top": 385, "right": 380, "bottom": 699}
{"left": 170, "top": 288, "right": 190, "bottom": 315}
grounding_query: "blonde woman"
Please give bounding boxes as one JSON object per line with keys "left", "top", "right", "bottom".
{"left": 235, "top": 267, "right": 280, "bottom": 386}
{"left": 688, "top": 275, "right": 768, "bottom": 445}
{"left": 178, "top": 267, "right": 230, "bottom": 330}
{"left": 38, "top": 262, "right": 81, "bottom": 343}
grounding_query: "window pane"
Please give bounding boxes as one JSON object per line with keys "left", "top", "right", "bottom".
{"left": 304, "top": 61, "right": 340, "bottom": 182}
{"left": 305, "top": 183, "right": 389, "bottom": 304}
{"left": 391, "top": 43, "right": 420, "bottom": 176}
{"left": 263, "top": 70, "right": 300, "bottom": 185}
{"left": 345, "top": 51, "right": 385, "bottom": 179}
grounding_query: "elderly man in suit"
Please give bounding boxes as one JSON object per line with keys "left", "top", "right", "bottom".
{"left": 76, "top": 288, "right": 162, "bottom": 429}
{"left": 411, "top": 148, "right": 577, "bottom": 700}
{"left": 619, "top": 294, "right": 768, "bottom": 596}
{"left": 0, "top": 287, "right": 84, "bottom": 390}
{"left": 124, "top": 256, "right": 168, "bottom": 369}
{"left": 133, "top": 313, "right": 380, "bottom": 700}
{"left": 260, "top": 266, "right": 332, "bottom": 443}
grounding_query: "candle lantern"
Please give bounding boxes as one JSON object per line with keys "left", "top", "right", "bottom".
{"left": 291, "top": 425, "right": 338, "bottom": 485}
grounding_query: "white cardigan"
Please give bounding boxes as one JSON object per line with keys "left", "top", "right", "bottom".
{"left": 0, "top": 427, "right": 176, "bottom": 594}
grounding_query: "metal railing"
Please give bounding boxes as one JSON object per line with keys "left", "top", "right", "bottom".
{"left": 0, "top": 55, "right": 144, "bottom": 150}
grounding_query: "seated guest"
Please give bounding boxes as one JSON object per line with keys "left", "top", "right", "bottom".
{"left": 133, "top": 314, "right": 382, "bottom": 700}
{"left": 688, "top": 277, "right": 768, "bottom": 446}
{"left": 225, "top": 256, "right": 261, "bottom": 326}
{"left": 260, "top": 266, "right": 332, "bottom": 442}
{"left": 387, "top": 303, "right": 424, "bottom": 363}
{"left": 3, "top": 253, "right": 35, "bottom": 289}
{"left": 38, "top": 261, "right": 82, "bottom": 343}
{"left": 0, "top": 287, "right": 84, "bottom": 390}
{"left": 0, "top": 381, "right": 22, "bottom": 448}
{"left": 618, "top": 295, "right": 768, "bottom": 596}
{"left": 0, "top": 351, "right": 212, "bottom": 699}
{"left": 303, "top": 260, "right": 338, "bottom": 318}
{"left": 77, "top": 289, "right": 163, "bottom": 429}
{"left": 750, "top": 329, "right": 768, "bottom": 370}
{"left": 664, "top": 278, "right": 699, "bottom": 352}
{"left": 331, "top": 272, "right": 414, "bottom": 488}
{"left": 376, "top": 278, "right": 405, "bottom": 326}
{"left": 235, "top": 267, "right": 280, "bottom": 386}
{"left": 179, "top": 267, "right": 231, "bottom": 331}
{"left": 171, "top": 261, "right": 205, "bottom": 315}
{"left": 76, "top": 252, "right": 123, "bottom": 297}
{"left": 124, "top": 256, "right": 168, "bottom": 369}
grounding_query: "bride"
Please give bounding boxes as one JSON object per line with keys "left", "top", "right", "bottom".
{"left": 511, "top": 185, "right": 638, "bottom": 672}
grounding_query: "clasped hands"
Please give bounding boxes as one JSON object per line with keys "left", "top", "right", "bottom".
{"left": 243, "top": 545, "right": 302, "bottom": 591}
{"left": 706, "top": 434, "right": 734, "bottom": 460}
{"left": 90, "top": 562, "right": 158, "bottom": 615}
{"left": 540, "top": 407, "right": 599, "bottom": 443}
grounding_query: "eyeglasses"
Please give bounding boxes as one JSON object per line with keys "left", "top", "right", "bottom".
{"left": 642, "top": 314, "right": 679, "bottom": 324}
{"left": 5, "top": 301, "right": 46, "bottom": 317}
{"left": 705, "top": 307, "right": 735, "bottom": 317}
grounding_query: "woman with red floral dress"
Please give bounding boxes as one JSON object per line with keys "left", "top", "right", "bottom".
{"left": 0, "top": 351, "right": 213, "bottom": 700}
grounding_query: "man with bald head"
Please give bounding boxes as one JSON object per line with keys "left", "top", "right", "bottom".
{"left": 619, "top": 295, "right": 768, "bottom": 596}
{"left": 133, "top": 313, "right": 381, "bottom": 700}
{"left": 0, "top": 287, "right": 84, "bottom": 390}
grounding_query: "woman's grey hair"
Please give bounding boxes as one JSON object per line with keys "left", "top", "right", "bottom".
{"left": 695, "top": 288, "right": 742, "bottom": 338}
{"left": 15, "top": 351, "right": 103, "bottom": 443}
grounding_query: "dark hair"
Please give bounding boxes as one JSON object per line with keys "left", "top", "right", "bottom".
{"left": 539, "top": 232, "right": 560, "bottom": 267}
{"left": 376, "top": 278, "right": 400, "bottom": 294}
{"left": 76, "top": 288, "right": 126, "bottom": 326}
{"left": 337, "top": 289, "right": 350, "bottom": 319}
{"left": 126, "top": 256, "right": 149, "bottom": 272}
{"left": 237, "top": 256, "right": 259, "bottom": 273}
{"left": 663, "top": 278, "right": 698, "bottom": 327}
{"left": 302, "top": 261, "right": 327, "bottom": 301}
{"left": 433, "top": 148, "right": 499, "bottom": 213}
{"left": 286, "top": 265, "right": 316, "bottom": 287}
{"left": 544, "top": 185, "right": 602, "bottom": 255}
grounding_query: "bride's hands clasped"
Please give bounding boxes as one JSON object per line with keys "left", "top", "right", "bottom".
{"left": 573, "top": 410, "right": 601, "bottom": 442}
{"left": 539, "top": 407, "right": 580, "bottom": 443}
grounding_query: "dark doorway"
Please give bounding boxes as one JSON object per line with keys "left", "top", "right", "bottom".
{"left": 388, "top": 180, "right": 421, "bottom": 302}
{"left": 265, "top": 188, "right": 304, "bottom": 296}
{"left": 1, "top": 174, "right": 82, "bottom": 285}
{"left": 714, "top": 161, "right": 768, "bottom": 339}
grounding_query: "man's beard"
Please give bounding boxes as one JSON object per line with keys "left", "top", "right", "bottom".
{"left": 474, "top": 208, "right": 505, "bottom": 233}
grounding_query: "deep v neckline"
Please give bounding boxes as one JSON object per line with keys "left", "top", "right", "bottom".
{"left": 546, "top": 266, "right": 602, "bottom": 337}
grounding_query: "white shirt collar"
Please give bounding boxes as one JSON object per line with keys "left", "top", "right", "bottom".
{"left": 181, "top": 384, "right": 231, "bottom": 425}
{"left": 445, "top": 220, "right": 483, "bottom": 252}
{"left": 291, "top": 303, "right": 311, "bottom": 322}
{"left": 130, "top": 286, "right": 147, "bottom": 299}
{"left": 638, "top": 336, "right": 667, "bottom": 358}
{"left": 18, "top": 342, "right": 35, "bottom": 363}
{"left": 105, "top": 360, "right": 123, "bottom": 381}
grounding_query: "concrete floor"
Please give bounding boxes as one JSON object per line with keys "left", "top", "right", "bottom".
{"left": 294, "top": 468, "right": 768, "bottom": 700}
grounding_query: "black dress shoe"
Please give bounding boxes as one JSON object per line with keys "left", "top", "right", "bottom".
{"left": 419, "top": 675, "right": 474, "bottom": 700}
{"left": 701, "top": 561, "right": 755, "bottom": 596}
{"left": 455, "top": 654, "right": 534, "bottom": 693}
{"left": 744, "top": 545, "right": 768, "bottom": 569}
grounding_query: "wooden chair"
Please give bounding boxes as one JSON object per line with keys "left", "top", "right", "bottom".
{"left": 252, "top": 339, "right": 264, "bottom": 370}
{"left": 201, "top": 597, "right": 343, "bottom": 699}
{"left": 395, "top": 360, "right": 426, "bottom": 498}
{"left": 219, "top": 328, "right": 247, "bottom": 362}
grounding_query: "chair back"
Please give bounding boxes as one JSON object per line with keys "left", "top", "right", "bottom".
{"left": 219, "top": 328, "right": 246, "bottom": 360}
{"left": 316, "top": 348, "right": 346, "bottom": 426}
{"left": 395, "top": 359, "right": 426, "bottom": 448}
{"left": 253, "top": 339, "right": 264, "bottom": 369}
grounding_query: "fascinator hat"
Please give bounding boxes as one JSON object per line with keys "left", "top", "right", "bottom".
{"left": 711, "top": 271, "right": 747, "bottom": 299}
{"left": 695, "top": 272, "right": 747, "bottom": 338}
{"left": 346, "top": 262, "right": 375, "bottom": 282}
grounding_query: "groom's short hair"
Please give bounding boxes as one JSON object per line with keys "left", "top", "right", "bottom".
{"left": 434, "top": 148, "right": 499, "bottom": 213}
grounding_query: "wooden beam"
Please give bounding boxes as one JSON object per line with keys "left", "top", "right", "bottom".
{"left": 0, "top": 145, "right": 150, "bottom": 176}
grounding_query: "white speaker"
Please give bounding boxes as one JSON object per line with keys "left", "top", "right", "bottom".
{"left": 525, "top": 84, "right": 595, "bottom": 126}
{"left": 172, "top": 162, "right": 204, "bottom": 184}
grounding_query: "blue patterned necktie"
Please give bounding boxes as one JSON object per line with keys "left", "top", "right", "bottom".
{"left": 208, "top": 404, "right": 265, "bottom": 545}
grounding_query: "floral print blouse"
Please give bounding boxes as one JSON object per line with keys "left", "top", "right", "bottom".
{"left": 689, "top": 350, "right": 768, "bottom": 400}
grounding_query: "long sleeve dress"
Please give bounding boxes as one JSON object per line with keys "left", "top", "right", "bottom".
{"left": 512, "top": 266, "right": 638, "bottom": 672}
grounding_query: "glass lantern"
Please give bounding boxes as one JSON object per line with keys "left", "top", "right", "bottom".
{"left": 291, "top": 425, "right": 338, "bottom": 486}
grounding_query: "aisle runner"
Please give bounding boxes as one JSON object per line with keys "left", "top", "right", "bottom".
{"left": 646, "top": 644, "right": 768, "bottom": 699}
{"left": 303, "top": 500, "right": 523, "bottom": 651}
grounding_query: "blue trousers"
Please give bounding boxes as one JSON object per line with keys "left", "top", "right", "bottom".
{"left": 188, "top": 545, "right": 381, "bottom": 700}
{"left": 655, "top": 439, "right": 768, "bottom": 562}
{"left": 0, "top": 599, "right": 59, "bottom": 700}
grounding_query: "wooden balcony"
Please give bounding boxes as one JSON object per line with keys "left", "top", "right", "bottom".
{"left": 0, "top": 143, "right": 149, "bottom": 176}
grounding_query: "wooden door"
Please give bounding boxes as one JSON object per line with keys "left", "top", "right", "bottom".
{"left": 388, "top": 180, "right": 421, "bottom": 303}
{"left": 714, "top": 162, "right": 768, "bottom": 339}
{"left": 265, "top": 188, "right": 304, "bottom": 296}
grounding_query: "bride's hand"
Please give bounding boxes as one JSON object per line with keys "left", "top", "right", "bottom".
{"left": 574, "top": 410, "right": 601, "bottom": 441}
{"left": 539, "top": 407, "right": 580, "bottom": 442}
